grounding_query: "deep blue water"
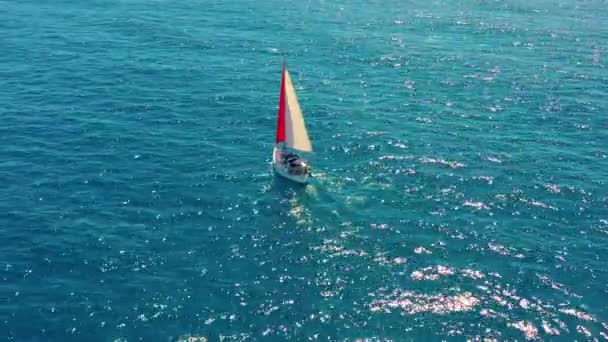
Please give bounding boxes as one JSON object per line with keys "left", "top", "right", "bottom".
{"left": 2, "top": 0, "right": 608, "bottom": 340}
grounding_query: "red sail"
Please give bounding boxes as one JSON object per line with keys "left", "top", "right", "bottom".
{"left": 275, "top": 66, "right": 286, "bottom": 144}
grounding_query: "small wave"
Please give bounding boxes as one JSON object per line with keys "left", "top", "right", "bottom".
{"left": 420, "top": 157, "right": 465, "bottom": 169}
{"left": 464, "top": 201, "right": 490, "bottom": 210}
{"left": 486, "top": 156, "right": 503, "bottom": 163}
{"left": 509, "top": 321, "right": 539, "bottom": 340}
{"left": 414, "top": 246, "right": 432, "bottom": 254}
{"left": 370, "top": 290, "right": 480, "bottom": 315}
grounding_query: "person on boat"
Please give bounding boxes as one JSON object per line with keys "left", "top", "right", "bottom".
{"left": 277, "top": 148, "right": 298, "bottom": 165}
{"left": 281, "top": 152, "right": 308, "bottom": 175}
{"left": 285, "top": 153, "right": 298, "bottom": 165}
{"left": 288, "top": 157, "right": 310, "bottom": 176}
{"left": 275, "top": 144, "right": 311, "bottom": 176}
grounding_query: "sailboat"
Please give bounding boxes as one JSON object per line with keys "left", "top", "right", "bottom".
{"left": 272, "top": 62, "right": 313, "bottom": 184}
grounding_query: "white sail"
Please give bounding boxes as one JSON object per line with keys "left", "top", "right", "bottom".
{"left": 283, "top": 68, "right": 313, "bottom": 152}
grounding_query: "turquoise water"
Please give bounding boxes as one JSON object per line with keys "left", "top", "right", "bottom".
{"left": 2, "top": 0, "right": 608, "bottom": 340}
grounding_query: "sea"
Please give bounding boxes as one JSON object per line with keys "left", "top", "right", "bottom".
{"left": 2, "top": 0, "right": 607, "bottom": 340}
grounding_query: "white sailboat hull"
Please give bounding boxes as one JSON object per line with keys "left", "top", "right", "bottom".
{"left": 273, "top": 161, "right": 310, "bottom": 184}
{"left": 272, "top": 147, "right": 310, "bottom": 184}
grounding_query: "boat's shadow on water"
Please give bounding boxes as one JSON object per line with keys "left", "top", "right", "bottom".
{"left": 269, "top": 172, "right": 309, "bottom": 193}
{"left": 267, "top": 169, "right": 338, "bottom": 207}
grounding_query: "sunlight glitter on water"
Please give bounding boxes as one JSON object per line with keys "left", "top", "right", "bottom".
{"left": 3, "top": 0, "right": 608, "bottom": 340}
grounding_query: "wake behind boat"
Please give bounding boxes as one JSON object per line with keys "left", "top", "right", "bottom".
{"left": 272, "top": 62, "right": 313, "bottom": 184}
